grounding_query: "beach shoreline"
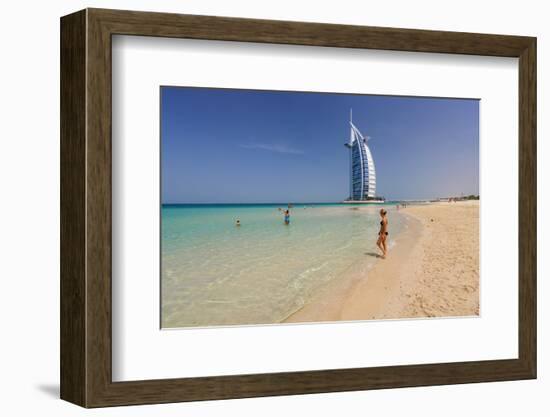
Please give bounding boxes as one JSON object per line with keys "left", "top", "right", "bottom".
{"left": 284, "top": 200, "right": 480, "bottom": 323}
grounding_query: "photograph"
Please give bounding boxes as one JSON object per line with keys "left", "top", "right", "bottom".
{"left": 160, "top": 87, "right": 480, "bottom": 329}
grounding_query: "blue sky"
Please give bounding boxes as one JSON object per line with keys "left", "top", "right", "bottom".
{"left": 161, "top": 87, "right": 479, "bottom": 203}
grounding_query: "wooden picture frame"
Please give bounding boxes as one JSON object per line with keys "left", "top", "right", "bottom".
{"left": 60, "top": 8, "right": 536, "bottom": 408}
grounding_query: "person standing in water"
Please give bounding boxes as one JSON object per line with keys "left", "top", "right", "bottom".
{"left": 284, "top": 209, "right": 290, "bottom": 225}
{"left": 376, "top": 209, "right": 388, "bottom": 258}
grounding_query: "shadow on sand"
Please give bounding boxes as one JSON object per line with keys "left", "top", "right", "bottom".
{"left": 364, "top": 252, "right": 383, "bottom": 259}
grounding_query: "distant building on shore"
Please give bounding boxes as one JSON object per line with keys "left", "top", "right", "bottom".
{"left": 344, "top": 110, "right": 381, "bottom": 202}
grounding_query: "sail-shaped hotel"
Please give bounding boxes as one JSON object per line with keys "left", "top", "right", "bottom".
{"left": 344, "top": 111, "right": 383, "bottom": 202}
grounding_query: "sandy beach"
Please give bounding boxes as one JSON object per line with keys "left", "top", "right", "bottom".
{"left": 285, "top": 200, "right": 480, "bottom": 323}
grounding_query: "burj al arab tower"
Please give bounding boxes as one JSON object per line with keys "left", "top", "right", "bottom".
{"left": 344, "top": 111, "right": 382, "bottom": 202}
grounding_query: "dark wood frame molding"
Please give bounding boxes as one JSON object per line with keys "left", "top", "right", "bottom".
{"left": 60, "top": 8, "right": 537, "bottom": 408}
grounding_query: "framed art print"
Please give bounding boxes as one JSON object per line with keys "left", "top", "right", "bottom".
{"left": 60, "top": 8, "right": 536, "bottom": 407}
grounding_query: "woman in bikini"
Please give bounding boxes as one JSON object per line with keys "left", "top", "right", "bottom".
{"left": 376, "top": 208, "right": 388, "bottom": 258}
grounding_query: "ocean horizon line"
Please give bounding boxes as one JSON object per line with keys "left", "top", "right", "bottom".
{"left": 161, "top": 196, "right": 478, "bottom": 206}
{"left": 161, "top": 199, "right": 441, "bottom": 206}
{"left": 162, "top": 202, "right": 344, "bottom": 206}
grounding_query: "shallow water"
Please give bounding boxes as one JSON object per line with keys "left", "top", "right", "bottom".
{"left": 161, "top": 203, "right": 405, "bottom": 328}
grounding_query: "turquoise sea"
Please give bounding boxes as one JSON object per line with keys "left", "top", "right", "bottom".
{"left": 161, "top": 203, "right": 406, "bottom": 328}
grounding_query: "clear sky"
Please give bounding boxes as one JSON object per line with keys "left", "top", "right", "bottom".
{"left": 161, "top": 87, "right": 479, "bottom": 203}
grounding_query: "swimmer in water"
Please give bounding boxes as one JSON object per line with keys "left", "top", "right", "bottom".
{"left": 284, "top": 209, "right": 290, "bottom": 225}
{"left": 236, "top": 219, "right": 241, "bottom": 227}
